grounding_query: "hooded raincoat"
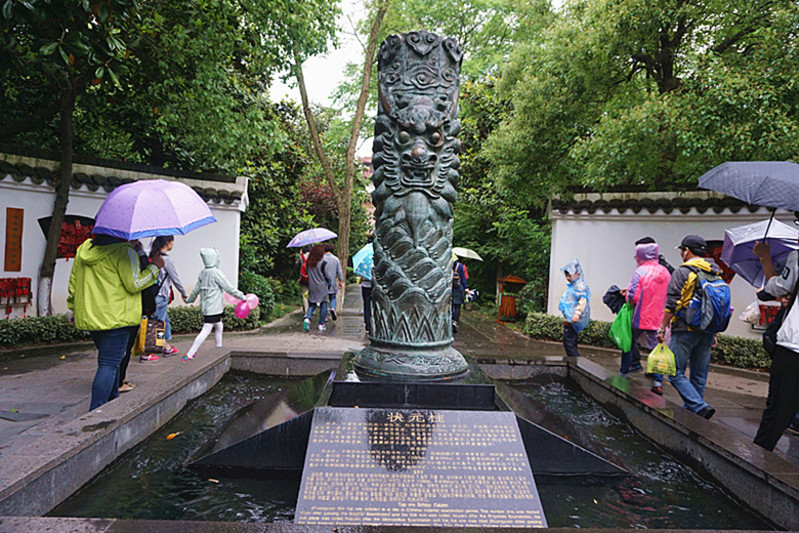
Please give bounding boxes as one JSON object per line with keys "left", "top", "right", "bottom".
{"left": 626, "top": 243, "right": 671, "bottom": 330}
{"left": 67, "top": 238, "right": 159, "bottom": 331}
{"left": 186, "top": 248, "right": 245, "bottom": 316}
{"left": 559, "top": 258, "right": 591, "bottom": 332}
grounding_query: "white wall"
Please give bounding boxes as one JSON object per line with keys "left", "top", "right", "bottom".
{"left": 1, "top": 179, "right": 243, "bottom": 318}
{"left": 548, "top": 206, "right": 788, "bottom": 339}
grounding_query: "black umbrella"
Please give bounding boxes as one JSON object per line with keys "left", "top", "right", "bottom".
{"left": 698, "top": 161, "right": 799, "bottom": 235}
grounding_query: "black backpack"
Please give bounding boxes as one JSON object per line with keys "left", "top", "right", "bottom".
{"left": 140, "top": 253, "right": 162, "bottom": 317}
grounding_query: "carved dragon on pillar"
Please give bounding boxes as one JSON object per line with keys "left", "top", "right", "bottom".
{"left": 354, "top": 30, "right": 468, "bottom": 380}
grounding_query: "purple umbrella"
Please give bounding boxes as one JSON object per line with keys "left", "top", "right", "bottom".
{"left": 721, "top": 219, "right": 799, "bottom": 287}
{"left": 286, "top": 228, "right": 337, "bottom": 248}
{"left": 92, "top": 179, "right": 216, "bottom": 240}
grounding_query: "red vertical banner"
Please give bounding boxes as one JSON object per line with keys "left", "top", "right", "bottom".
{"left": 4, "top": 207, "right": 23, "bottom": 271}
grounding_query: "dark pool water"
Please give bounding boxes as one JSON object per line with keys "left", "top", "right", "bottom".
{"left": 52, "top": 373, "right": 774, "bottom": 529}
{"left": 516, "top": 379, "right": 773, "bottom": 530}
{"left": 51, "top": 373, "right": 301, "bottom": 522}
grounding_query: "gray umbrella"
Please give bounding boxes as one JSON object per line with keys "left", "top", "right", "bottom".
{"left": 698, "top": 161, "right": 799, "bottom": 211}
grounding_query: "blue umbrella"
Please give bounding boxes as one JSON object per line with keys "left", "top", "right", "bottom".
{"left": 353, "top": 243, "right": 374, "bottom": 280}
{"left": 721, "top": 219, "right": 799, "bottom": 287}
{"left": 698, "top": 161, "right": 799, "bottom": 211}
{"left": 286, "top": 228, "right": 337, "bottom": 248}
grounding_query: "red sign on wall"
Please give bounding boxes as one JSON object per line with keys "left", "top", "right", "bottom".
{"left": 4, "top": 207, "right": 23, "bottom": 271}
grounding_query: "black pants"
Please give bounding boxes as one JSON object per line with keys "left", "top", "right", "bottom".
{"left": 563, "top": 322, "right": 580, "bottom": 357}
{"left": 118, "top": 326, "right": 139, "bottom": 387}
{"left": 754, "top": 345, "right": 799, "bottom": 451}
{"left": 361, "top": 286, "right": 372, "bottom": 332}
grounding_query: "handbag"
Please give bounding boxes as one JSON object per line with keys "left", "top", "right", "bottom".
{"left": 762, "top": 278, "right": 799, "bottom": 356}
{"left": 609, "top": 302, "right": 633, "bottom": 352}
{"left": 647, "top": 343, "right": 676, "bottom": 376}
{"left": 144, "top": 317, "right": 166, "bottom": 354}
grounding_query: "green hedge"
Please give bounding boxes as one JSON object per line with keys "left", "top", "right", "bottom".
{"left": 237, "top": 271, "right": 276, "bottom": 320}
{"left": 524, "top": 312, "right": 771, "bottom": 370}
{"left": 168, "top": 304, "right": 261, "bottom": 334}
{"left": 0, "top": 305, "right": 262, "bottom": 349}
{"left": 0, "top": 314, "right": 90, "bottom": 347}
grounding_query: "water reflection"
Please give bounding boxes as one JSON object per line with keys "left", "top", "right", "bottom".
{"left": 511, "top": 379, "right": 773, "bottom": 530}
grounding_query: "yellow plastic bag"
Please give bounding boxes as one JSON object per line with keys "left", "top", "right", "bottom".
{"left": 646, "top": 342, "right": 676, "bottom": 376}
{"left": 134, "top": 318, "right": 147, "bottom": 355}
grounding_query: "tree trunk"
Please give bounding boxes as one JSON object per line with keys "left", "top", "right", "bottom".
{"left": 295, "top": 0, "right": 390, "bottom": 311}
{"left": 38, "top": 82, "right": 77, "bottom": 316}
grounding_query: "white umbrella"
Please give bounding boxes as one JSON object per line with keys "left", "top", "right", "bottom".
{"left": 452, "top": 247, "right": 483, "bottom": 261}
{"left": 721, "top": 219, "right": 799, "bottom": 287}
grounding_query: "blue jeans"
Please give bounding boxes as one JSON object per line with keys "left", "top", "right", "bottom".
{"left": 89, "top": 326, "right": 137, "bottom": 411}
{"left": 328, "top": 293, "right": 337, "bottom": 312}
{"left": 306, "top": 300, "right": 328, "bottom": 325}
{"left": 667, "top": 330, "right": 714, "bottom": 412}
{"left": 155, "top": 294, "right": 171, "bottom": 341}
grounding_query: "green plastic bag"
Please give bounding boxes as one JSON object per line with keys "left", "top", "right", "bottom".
{"left": 647, "top": 342, "right": 676, "bottom": 376}
{"left": 609, "top": 303, "right": 633, "bottom": 352}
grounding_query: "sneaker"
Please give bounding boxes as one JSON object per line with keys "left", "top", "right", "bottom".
{"left": 119, "top": 381, "right": 136, "bottom": 393}
{"left": 629, "top": 364, "right": 643, "bottom": 373}
{"left": 318, "top": 323, "right": 327, "bottom": 331}
{"left": 452, "top": 321, "right": 458, "bottom": 334}
{"left": 303, "top": 318, "right": 310, "bottom": 332}
{"left": 163, "top": 345, "right": 179, "bottom": 356}
{"left": 182, "top": 353, "right": 196, "bottom": 362}
{"left": 651, "top": 386, "right": 663, "bottom": 396}
{"left": 330, "top": 309, "right": 338, "bottom": 321}
{"left": 697, "top": 406, "right": 716, "bottom": 420}
{"left": 140, "top": 354, "right": 159, "bottom": 362}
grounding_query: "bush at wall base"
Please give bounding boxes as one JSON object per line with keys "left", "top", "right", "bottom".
{"left": 523, "top": 312, "right": 771, "bottom": 371}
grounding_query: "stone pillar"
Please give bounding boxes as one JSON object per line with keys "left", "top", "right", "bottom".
{"left": 354, "top": 30, "right": 468, "bottom": 381}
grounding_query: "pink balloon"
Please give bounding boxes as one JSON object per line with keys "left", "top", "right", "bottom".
{"left": 234, "top": 301, "right": 251, "bottom": 319}
{"left": 245, "top": 293, "right": 259, "bottom": 308}
{"left": 224, "top": 292, "right": 242, "bottom": 305}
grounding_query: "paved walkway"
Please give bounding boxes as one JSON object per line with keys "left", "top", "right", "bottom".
{"left": 1, "top": 286, "right": 797, "bottom": 467}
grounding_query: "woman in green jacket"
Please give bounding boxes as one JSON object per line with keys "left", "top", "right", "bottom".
{"left": 68, "top": 234, "right": 163, "bottom": 410}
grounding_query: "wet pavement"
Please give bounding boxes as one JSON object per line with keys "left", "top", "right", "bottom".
{"left": 0, "top": 285, "right": 797, "bottom": 470}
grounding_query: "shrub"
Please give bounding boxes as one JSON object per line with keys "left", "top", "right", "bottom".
{"left": 169, "top": 304, "right": 261, "bottom": 334}
{"left": 524, "top": 311, "right": 771, "bottom": 370}
{"left": 0, "top": 314, "right": 90, "bottom": 348}
{"left": 237, "top": 271, "right": 276, "bottom": 320}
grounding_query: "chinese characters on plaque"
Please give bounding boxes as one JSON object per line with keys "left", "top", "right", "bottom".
{"left": 295, "top": 407, "right": 547, "bottom": 528}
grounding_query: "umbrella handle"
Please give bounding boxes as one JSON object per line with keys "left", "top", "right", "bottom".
{"left": 763, "top": 209, "right": 776, "bottom": 240}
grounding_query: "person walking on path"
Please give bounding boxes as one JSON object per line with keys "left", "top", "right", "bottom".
{"left": 452, "top": 258, "right": 468, "bottom": 334}
{"left": 323, "top": 243, "right": 344, "bottom": 321}
{"left": 559, "top": 258, "right": 591, "bottom": 358}
{"left": 296, "top": 247, "right": 310, "bottom": 314}
{"left": 303, "top": 244, "right": 330, "bottom": 331}
{"left": 68, "top": 234, "right": 163, "bottom": 411}
{"left": 150, "top": 236, "right": 188, "bottom": 356}
{"left": 752, "top": 239, "right": 799, "bottom": 450}
{"left": 657, "top": 235, "right": 719, "bottom": 419}
{"left": 184, "top": 248, "right": 245, "bottom": 360}
{"left": 621, "top": 241, "right": 671, "bottom": 395}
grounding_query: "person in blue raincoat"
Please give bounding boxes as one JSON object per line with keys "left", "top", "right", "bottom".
{"left": 559, "top": 258, "right": 591, "bottom": 357}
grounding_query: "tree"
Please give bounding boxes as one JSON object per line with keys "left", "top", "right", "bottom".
{"left": 484, "top": 0, "right": 799, "bottom": 205}
{"left": 1, "top": 0, "right": 139, "bottom": 314}
{"left": 294, "top": 0, "right": 391, "bottom": 307}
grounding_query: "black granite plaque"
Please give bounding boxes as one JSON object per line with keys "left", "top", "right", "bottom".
{"left": 295, "top": 407, "right": 547, "bottom": 527}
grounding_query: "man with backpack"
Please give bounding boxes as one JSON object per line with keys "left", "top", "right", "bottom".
{"left": 657, "top": 235, "right": 731, "bottom": 420}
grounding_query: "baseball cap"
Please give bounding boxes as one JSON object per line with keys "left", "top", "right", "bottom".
{"left": 676, "top": 235, "right": 707, "bottom": 253}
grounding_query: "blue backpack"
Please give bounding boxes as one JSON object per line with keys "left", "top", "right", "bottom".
{"left": 676, "top": 266, "right": 731, "bottom": 333}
